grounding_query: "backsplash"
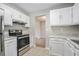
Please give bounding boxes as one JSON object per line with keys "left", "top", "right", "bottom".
{"left": 50, "top": 25, "right": 79, "bottom": 36}
{"left": 4, "top": 23, "right": 30, "bottom": 37}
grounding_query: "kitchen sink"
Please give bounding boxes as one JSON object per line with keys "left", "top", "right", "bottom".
{"left": 71, "top": 40, "right": 79, "bottom": 45}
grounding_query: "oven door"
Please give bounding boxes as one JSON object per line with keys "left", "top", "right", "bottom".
{"left": 17, "top": 36, "right": 29, "bottom": 50}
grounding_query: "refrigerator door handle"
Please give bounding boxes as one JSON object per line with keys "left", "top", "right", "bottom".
{"left": 0, "top": 33, "right": 2, "bottom": 35}
{"left": 0, "top": 16, "right": 3, "bottom": 52}
{"left": 1, "top": 36, "right": 2, "bottom": 52}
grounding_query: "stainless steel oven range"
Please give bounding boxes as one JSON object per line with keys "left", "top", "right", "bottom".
{"left": 17, "top": 34, "right": 30, "bottom": 56}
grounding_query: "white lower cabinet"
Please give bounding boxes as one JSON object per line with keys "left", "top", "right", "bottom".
{"left": 4, "top": 38, "right": 17, "bottom": 56}
{"left": 49, "top": 38, "right": 66, "bottom": 56}
{"left": 5, "top": 44, "right": 17, "bottom": 56}
{"left": 64, "top": 42, "right": 74, "bottom": 56}
{"left": 49, "top": 42, "right": 65, "bottom": 56}
{"left": 49, "top": 38, "right": 75, "bottom": 56}
{"left": 75, "top": 49, "right": 79, "bottom": 56}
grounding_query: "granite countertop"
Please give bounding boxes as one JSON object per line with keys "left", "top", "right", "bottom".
{"left": 4, "top": 36, "right": 17, "bottom": 41}
{"left": 49, "top": 34, "right": 79, "bottom": 40}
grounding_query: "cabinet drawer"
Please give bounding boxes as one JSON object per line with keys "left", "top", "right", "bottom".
{"left": 5, "top": 39, "right": 16, "bottom": 44}
{"left": 50, "top": 48, "right": 64, "bottom": 56}
{"left": 5, "top": 39, "right": 17, "bottom": 47}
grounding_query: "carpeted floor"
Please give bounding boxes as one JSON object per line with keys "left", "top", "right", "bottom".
{"left": 23, "top": 47, "right": 49, "bottom": 56}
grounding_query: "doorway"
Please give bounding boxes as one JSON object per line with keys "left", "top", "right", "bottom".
{"left": 35, "top": 15, "right": 46, "bottom": 48}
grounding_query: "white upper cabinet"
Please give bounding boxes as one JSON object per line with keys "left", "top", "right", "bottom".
{"left": 12, "top": 10, "right": 19, "bottom": 22}
{"left": 1, "top": 4, "right": 30, "bottom": 26}
{"left": 59, "top": 7, "right": 72, "bottom": 25}
{"left": 73, "top": 3, "right": 79, "bottom": 25}
{"left": 50, "top": 7, "right": 72, "bottom": 26}
{"left": 12, "top": 9, "right": 29, "bottom": 24}
{"left": 12, "top": 10, "right": 24, "bottom": 23}
{"left": 1, "top": 4, "right": 13, "bottom": 26}
{"left": 50, "top": 9, "right": 60, "bottom": 26}
{"left": 21, "top": 14, "right": 27, "bottom": 23}
{"left": 0, "top": 9, "right": 4, "bottom": 16}
{"left": 25, "top": 16, "right": 30, "bottom": 27}
{"left": 4, "top": 9, "right": 13, "bottom": 26}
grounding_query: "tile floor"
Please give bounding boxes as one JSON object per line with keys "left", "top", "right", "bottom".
{"left": 23, "top": 47, "right": 49, "bottom": 56}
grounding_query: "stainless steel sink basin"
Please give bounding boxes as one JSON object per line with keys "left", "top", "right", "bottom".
{"left": 71, "top": 40, "right": 79, "bottom": 45}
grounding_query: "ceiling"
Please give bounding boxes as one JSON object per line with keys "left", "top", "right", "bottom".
{"left": 5, "top": 3, "right": 74, "bottom": 14}
{"left": 12, "top": 3, "right": 61, "bottom": 13}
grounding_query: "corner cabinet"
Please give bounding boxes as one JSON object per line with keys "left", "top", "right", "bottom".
{"left": 49, "top": 37, "right": 74, "bottom": 56}
{"left": 50, "top": 7, "right": 73, "bottom": 26}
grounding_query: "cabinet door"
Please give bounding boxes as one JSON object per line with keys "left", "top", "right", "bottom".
{"left": 21, "top": 14, "right": 27, "bottom": 23}
{"left": 50, "top": 7, "right": 72, "bottom": 26}
{"left": 50, "top": 10, "right": 60, "bottom": 26}
{"left": 64, "top": 42, "right": 74, "bottom": 56}
{"left": 49, "top": 38, "right": 65, "bottom": 56}
{"left": 4, "top": 8, "right": 13, "bottom": 26}
{"left": 25, "top": 16, "right": 30, "bottom": 27}
{"left": 5, "top": 39, "right": 17, "bottom": 56}
{"left": 49, "top": 41, "right": 64, "bottom": 56}
{"left": 73, "top": 3, "right": 79, "bottom": 24}
{"left": 12, "top": 10, "right": 21, "bottom": 22}
{"left": 5, "top": 45, "right": 17, "bottom": 56}
{"left": 4, "top": 9, "right": 13, "bottom": 26}
{"left": 1, "top": 4, "right": 13, "bottom": 26}
{"left": 59, "top": 7, "right": 72, "bottom": 25}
